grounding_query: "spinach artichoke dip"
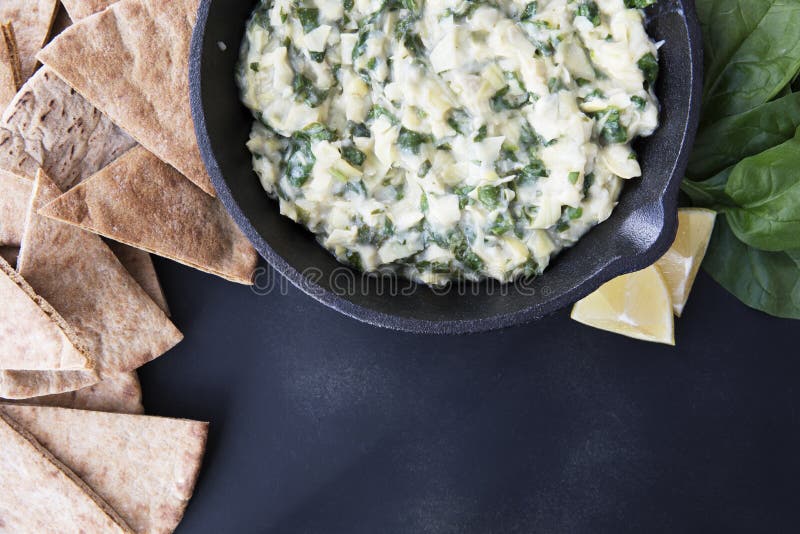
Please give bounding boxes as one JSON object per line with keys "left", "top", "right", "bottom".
{"left": 239, "top": 0, "right": 660, "bottom": 285}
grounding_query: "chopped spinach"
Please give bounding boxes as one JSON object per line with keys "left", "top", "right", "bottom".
{"left": 490, "top": 86, "right": 530, "bottom": 111}
{"left": 637, "top": 53, "right": 659, "bottom": 88}
{"left": 576, "top": 1, "right": 601, "bottom": 26}
{"left": 296, "top": 7, "right": 319, "bottom": 33}
{"left": 597, "top": 108, "right": 628, "bottom": 144}
{"left": 630, "top": 95, "right": 647, "bottom": 110}
{"left": 477, "top": 185, "right": 502, "bottom": 209}
{"left": 292, "top": 73, "right": 329, "bottom": 107}
{"left": 367, "top": 105, "right": 400, "bottom": 125}
{"left": 397, "top": 127, "right": 432, "bottom": 154}
{"left": 446, "top": 108, "right": 471, "bottom": 135}
{"left": 520, "top": 2, "right": 537, "bottom": 21}
{"left": 341, "top": 146, "right": 366, "bottom": 166}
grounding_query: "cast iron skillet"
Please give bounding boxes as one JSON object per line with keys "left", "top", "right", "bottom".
{"left": 190, "top": 0, "right": 703, "bottom": 335}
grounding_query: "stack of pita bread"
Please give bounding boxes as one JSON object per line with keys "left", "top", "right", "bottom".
{"left": 0, "top": 0, "right": 251, "bottom": 530}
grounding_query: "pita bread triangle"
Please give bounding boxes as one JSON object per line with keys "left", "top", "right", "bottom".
{"left": 4, "top": 169, "right": 182, "bottom": 398}
{"left": 41, "top": 145, "right": 259, "bottom": 285}
{"left": 0, "top": 256, "right": 92, "bottom": 371}
{"left": 0, "top": 22, "right": 23, "bottom": 110}
{"left": 0, "top": 405, "right": 208, "bottom": 534}
{"left": 0, "top": 0, "right": 59, "bottom": 80}
{"left": 10, "top": 371, "right": 144, "bottom": 414}
{"left": 0, "top": 411, "right": 134, "bottom": 533}
{"left": 61, "top": 0, "right": 119, "bottom": 21}
{"left": 0, "top": 66, "right": 136, "bottom": 190}
{"left": 0, "top": 169, "right": 30, "bottom": 246}
{"left": 108, "top": 241, "right": 170, "bottom": 315}
{"left": 37, "top": 0, "right": 215, "bottom": 195}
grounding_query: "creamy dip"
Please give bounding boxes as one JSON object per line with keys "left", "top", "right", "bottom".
{"left": 239, "top": 0, "right": 660, "bottom": 284}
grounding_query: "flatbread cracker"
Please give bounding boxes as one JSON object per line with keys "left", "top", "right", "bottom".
{"left": 14, "top": 372, "right": 143, "bottom": 414}
{"left": 41, "top": 146, "right": 259, "bottom": 285}
{"left": 38, "top": 0, "right": 215, "bottom": 195}
{"left": 0, "top": 256, "right": 91, "bottom": 371}
{"left": 0, "top": 23, "right": 23, "bottom": 111}
{"left": 0, "top": 411, "right": 133, "bottom": 533}
{"left": 4, "top": 170, "right": 182, "bottom": 398}
{"left": 0, "top": 66, "right": 136, "bottom": 190}
{"left": 108, "top": 241, "right": 170, "bottom": 315}
{"left": 0, "top": 368, "right": 99, "bottom": 400}
{"left": 1, "top": 405, "right": 208, "bottom": 534}
{"left": 61, "top": 0, "right": 119, "bottom": 21}
{"left": 0, "top": 0, "right": 59, "bottom": 80}
{"left": 0, "top": 169, "right": 30, "bottom": 246}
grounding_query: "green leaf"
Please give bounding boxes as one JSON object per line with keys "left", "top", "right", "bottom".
{"left": 688, "top": 91, "right": 800, "bottom": 179}
{"left": 341, "top": 146, "right": 366, "bottom": 167}
{"left": 698, "top": 0, "right": 800, "bottom": 123}
{"left": 681, "top": 167, "right": 733, "bottom": 208}
{"left": 637, "top": 53, "right": 658, "bottom": 88}
{"left": 296, "top": 7, "right": 319, "bottom": 33}
{"left": 576, "top": 1, "right": 600, "bottom": 26}
{"left": 724, "top": 132, "right": 800, "bottom": 251}
{"left": 477, "top": 185, "right": 502, "bottom": 209}
{"left": 521, "top": 2, "right": 537, "bottom": 20}
{"left": 624, "top": 0, "right": 656, "bottom": 7}
{"left": 397, "top": 127, "right": 432, "bottom": 154}
{"left": 703, "top": 218, "right": 800, "bottom": 319}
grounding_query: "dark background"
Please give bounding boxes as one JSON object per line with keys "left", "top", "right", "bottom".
{"left": 141, "top": 260, "right": 800, "bottom": 534}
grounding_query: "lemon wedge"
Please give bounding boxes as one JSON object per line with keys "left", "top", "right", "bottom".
{"left": 655, "top": 208, "right": 717, "bottom": 316}
{"left": 571, "top": 264, "right": 675, "bottom": 345}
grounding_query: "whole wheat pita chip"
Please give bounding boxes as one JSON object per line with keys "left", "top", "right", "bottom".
{"left": 0, "top": 368, "right": 99, "bottom": 400}
{"left": 0, "top": 246, "right": 18, "bottom": 266}
{"left": 3, "top": 170, "right": 182, "bottom": 398}
{"left": 0, "top": 23, "right": 23, "bottom": 111}
{"left": 42, "top": 146, "right": 258, "bottom": 285}
{"left": 13, "top": 372, "right": 143, "bottom": 414}
{"left": 0, "top": 169, "right": 30, "bottom": 246}
{"left": 0, "top": 66, "right": 136, "bottom": 190}
{"left": 108, "top": 241, "right": 170, "bottom": 315}
{"left": 61, "top": 0, "right": 119, "bottom": 21}
{"left": 0, "top": 0, "right": 59, "bottom": 80}
{"left": 1, "top": 405, "right": 208, "bottom": 534}
{"left": 37, "top": 0, "right": 215, "bottom": 195}
{"left": 0, "top": 411, "right": 134, "bottom": 533}
{"left": 0, "top": 256, "right": 91, "bottom": 371}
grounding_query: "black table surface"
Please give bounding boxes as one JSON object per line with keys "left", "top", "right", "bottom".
{"left": 141, "top": 259, "right": 800, "bottom": 534}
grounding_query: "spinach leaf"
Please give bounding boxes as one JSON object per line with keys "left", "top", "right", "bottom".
{"left": 296, "top": 7, "right": 319, "bottom": 33}
{"left": 597, "top": 108, "right": 628, "bottom": 144}
{"left": 520, "top": 2, "right": 537, "bottom": 21}
{"left": 624, "top": 0, "right": 656, "bottom": 7}
{"left": 698, "top": 0, "right": 800, "bottom": 123}
{"left": 637, "top": 53, "right": 658, "bottom": 88}
{"left": 367, "top": 105, "right": 400, "bottom": 125}
{"left": 688, "top": 91, "right": 800, "bottom": 179}
{"left": 703, "top": 218, "right": 800, "bottom": 319}
{"left": 576, "top": 1, "right": 600, "bottom": 26}
{"left": 723, "top": 132, "right": 800, "bottom": 251}
{"left": 490, "top": 86, "right": 529, "bottom": 111}
{"left": 397, "top": 128, "right": 432, "bottom": 154}
{"left": 284, "top": 134, "right": 315, "bottom": 188}
{"left": 292, "top": 73, "right": 328, "bottom": 107}
{"left": 341, "top": 146, "right": 366, "bottom": 166}
{"left": 477, "top": 185, "right": 502, "bottom": 209}
{"left": 446, "top": 108, "right": 471, "bottom": 135}
{"left": 681, "top": 167, "right": 734, "bottom": 208}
